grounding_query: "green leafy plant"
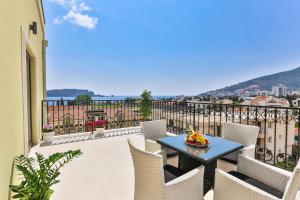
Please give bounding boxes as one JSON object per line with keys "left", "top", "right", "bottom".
{"left": 10, "top": 150, "right": 82, "bottom": 200}
{"left": 75, "top": 95, "right": 93, "bottom": 105}
{"left": 139, "top": 90, "right": 152, "bottom": 121}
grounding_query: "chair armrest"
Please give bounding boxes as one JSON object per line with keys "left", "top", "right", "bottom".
{"left": 203, "top": 190, "right": 214, "bottom": 200}
{"left": 165, "top": 166, "right": 204, "bottom": 200}
{"left": 215, "top": 169, "right": 280, "bottom": 200}
{"left": 145, "top": 139, "right": 162, "bottom": 153}
{"left": 241, "top": 145, "right": 256, "bottom": 158}
{"left": 166, "top": 132, "right": 177, "bottom": 137}
{"left": 145, "top": 139, "right": 167, "bottom": 166}
{"left": 152, "top": 150, "right": 162, "bottom": 155}
{"left": 237, "top": 155, "right": 292, "bottom": 192}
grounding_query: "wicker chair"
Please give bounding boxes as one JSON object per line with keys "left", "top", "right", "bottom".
{"left": 205, "top": 155, "right": 300, "bottom": 200}
{"left": 217, "top": 122, "right": 259, "bottom": 172}
{"left": 141, "top": 120, "right": 177, "bottom": 165}
{"left": 128, "top": 139, "right": 205, "bottom": 200}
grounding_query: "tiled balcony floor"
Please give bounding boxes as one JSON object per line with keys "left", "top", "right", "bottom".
{"left": 30, "top": 132, "right": 146, "bottom": 200}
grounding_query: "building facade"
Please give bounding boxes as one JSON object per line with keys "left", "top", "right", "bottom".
{"left": 292, "top": 98, "right": 300, "bottom": 107}
{"left": 0, "top": 0, "right": 46, "bottom": 199}
{"left": 272, "top": 84, "right": 287, "bottom": 97}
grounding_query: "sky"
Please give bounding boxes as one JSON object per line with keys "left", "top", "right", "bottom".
{"left": 44, "top": 0, "right": 300, "bottom": 96}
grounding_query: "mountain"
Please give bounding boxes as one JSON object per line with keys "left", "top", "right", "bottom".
{"left": 47, "top": 89, "right": 105, "bottom": 97}
{"left": 202, "top": 67, "right": 300, "bottom": 95}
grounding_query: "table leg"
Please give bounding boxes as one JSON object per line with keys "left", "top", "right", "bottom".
{"left": 178, "top": 153, "right": 217, "bottom": 195}
{"left": 178, "top": 153, "right": 201, "bottom": 171}
{"left": 204, "top": 161, "right": 217, "bottom": 194}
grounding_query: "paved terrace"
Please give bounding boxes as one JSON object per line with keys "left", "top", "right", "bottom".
{"left": 30, "top": 127, "right": 177, "bottom": 200}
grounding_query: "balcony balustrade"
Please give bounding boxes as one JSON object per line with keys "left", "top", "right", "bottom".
{"left": 42, "top": 100, "right": 300, "bottom": 171}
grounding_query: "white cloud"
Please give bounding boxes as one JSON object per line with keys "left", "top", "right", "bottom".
{"left": 64, "top": 10, "right": 98, "bottom": 30}
{"left": 53, "top": 17, "right": 63, "bottom": 24}
{"left": 51, "top": 0, "right": 98, "bottom": 30}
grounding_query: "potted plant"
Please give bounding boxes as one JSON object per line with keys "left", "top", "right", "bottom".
{"left": 139, "top": 90, "right": 152, "bottom": 121}
{"left": 42, "top": 124, "right": 55, "bottom": 144}
{"left": 10, "top": 150, "right": 82, "bottom": 200}
{"left": 94, "top": 120, "right": 107, "bottom": 137}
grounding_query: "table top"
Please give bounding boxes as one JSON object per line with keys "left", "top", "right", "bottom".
{"left": 157, "top": 134, "right": 244, "bottom": 165}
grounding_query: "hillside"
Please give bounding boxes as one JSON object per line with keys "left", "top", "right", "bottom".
{"left": 203, "top": 67, "right": 300, "bottom": 95}
{"left": 47, "top": 89, "right": 104, "bottom": 97}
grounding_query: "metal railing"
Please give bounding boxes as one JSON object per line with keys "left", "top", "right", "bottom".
{"left": 42, "top": 99, "right": 300, "bottom": 170}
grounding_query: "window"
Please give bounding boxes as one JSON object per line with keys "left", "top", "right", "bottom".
{"left": 279, "top": 135, "right": 282, "bottom": 139}
{"left": 63, "top": 115, "right": 74, "bottom": 134}
{"left": 63, "top": 115, "right": 74, "bottom": 127}
{"left": 258, "top": 122, "right": 262, "bottom": 131}
{"left": 267, "top": 122, "right": 272, "bottom": 128}
{"left": 267, "top": 136, "right": 272, "bottom": 144}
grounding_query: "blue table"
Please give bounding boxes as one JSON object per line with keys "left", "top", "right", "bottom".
{"left": 157, "top": 134, "right": 243, "bottom": 194}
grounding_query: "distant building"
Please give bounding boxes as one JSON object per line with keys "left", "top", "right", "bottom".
{"left": 215, "top": 99, "right": 233, "bottom": 104}
{"left": 240, "top": 95, "right": 294, "bottom": 162}
{"left": 255, "top": 90, "right": 271, "bottom": 96}
{"left": 287, "top": 90, "right": 300, "bottom": 96}
{"left": 241, "top": 96, "right": 290, "bottom": 107}
{"left": 292, "top": 98, "right": 300, "bottom": 107}
{"left": 272, "top": 84, "right": 287, "bottom": 97}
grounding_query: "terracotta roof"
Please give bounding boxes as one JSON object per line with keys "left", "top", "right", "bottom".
{"left": 253, "top": 96, "right": 268, "bottom": 101}
{"left": 47, "top": 106, "right": 87, "bottom": 122}
{"left": 46, "top": 106, "right": 141, "bottom": 123}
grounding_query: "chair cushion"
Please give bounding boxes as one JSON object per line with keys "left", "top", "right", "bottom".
{"left": 220, "top": 151, "right": 239, "bottom": 165}
{"left": 228, "top": 171, "right": 284, "bottom": 199}
{"left": 164, "top": 165, "right": 185, "bottom": 183}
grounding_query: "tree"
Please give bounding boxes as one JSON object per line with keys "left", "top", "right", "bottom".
{"left": 124, "top": 97, "right": 138, "bottom": 105}
{"left": 139, "top": 90, "right": 152, "bottom": 121}
{"left": 75, "top": 95, "right": 92, "bottom": 105}
{"left": 67, "top": 100, "right": 76, "bottom": 106}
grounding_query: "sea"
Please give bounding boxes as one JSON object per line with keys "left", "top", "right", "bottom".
{"left": 47, "top": 96, "right": 175, "bottom": 101}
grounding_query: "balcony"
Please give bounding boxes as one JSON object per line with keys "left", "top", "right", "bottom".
{"left": 42, "top": 100, "right": 300, "bottom": 170}
{"left": 36, "top": 100, "right": 300, "bottom": 199}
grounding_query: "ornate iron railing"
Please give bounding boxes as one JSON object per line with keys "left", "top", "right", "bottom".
{"left": 42, "top": 100, "right": 300, "bottom": 170}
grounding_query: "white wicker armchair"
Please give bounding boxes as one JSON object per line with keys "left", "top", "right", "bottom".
{"left": 141, "top": 120, "right": 177, "bottom": 165}
{"left": 207, "top": 155, "right": 300, "bottom": 200}
{"left": 217, "top": 122, "right": 259, "bottom": 171}
{"left": 128, "top": 139, "right": 205, "bottom": 200}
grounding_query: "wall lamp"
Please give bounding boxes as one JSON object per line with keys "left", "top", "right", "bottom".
{"left": 29, "top": 21, "right": 37, "bottom": 35}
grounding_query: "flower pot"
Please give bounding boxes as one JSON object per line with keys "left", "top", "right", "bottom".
{"left": 43, "top": 132, "right": 55, "bottom": 144}
{"left": 95, "top": 128, "right": 105, "bottom": 137}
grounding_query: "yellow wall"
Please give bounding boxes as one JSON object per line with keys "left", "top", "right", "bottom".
{"left": 0, "top": 0, "right": 45, "bottom": 199}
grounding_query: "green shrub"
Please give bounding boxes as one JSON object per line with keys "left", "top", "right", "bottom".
{"left": 10, "top": 150, "right": 82, "bottom": 200}
{"left": 139, "top": 90, "right": 152, "bottom": 121}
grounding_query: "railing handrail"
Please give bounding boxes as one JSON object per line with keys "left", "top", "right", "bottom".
{"left": 42, "top": 99, "right": 300, "bottom": 110}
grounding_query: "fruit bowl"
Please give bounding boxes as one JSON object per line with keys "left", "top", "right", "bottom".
{"left": 185, "top": 141, "right": 209, "bottom": 148}
{"left": 185, "top": 128, "right": 209, "bottom": 148}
